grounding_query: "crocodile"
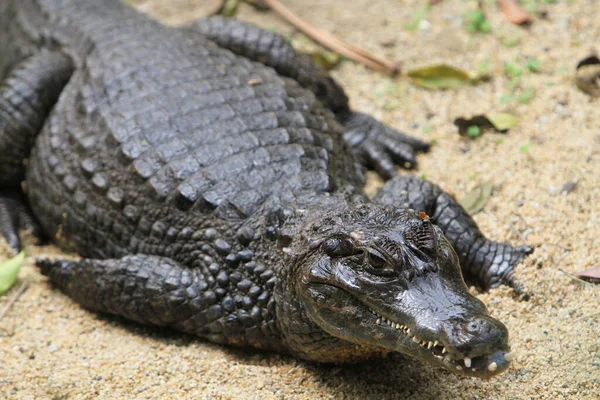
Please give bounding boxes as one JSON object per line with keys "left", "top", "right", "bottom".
{"left": 0, "top": 0, "right": 532, "bottom": 378}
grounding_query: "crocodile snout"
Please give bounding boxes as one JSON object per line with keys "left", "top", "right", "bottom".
{"left": 442, "top": 314, "right": 509, "bottom": 359}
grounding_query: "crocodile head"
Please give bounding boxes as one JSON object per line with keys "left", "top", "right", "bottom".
{"left": 283, "top": 203, "right": 513, "bottom": 377}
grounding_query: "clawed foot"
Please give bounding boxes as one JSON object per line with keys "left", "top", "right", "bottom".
{"left": 485, "top": 244, "right": 534, "bottom": 295}
{"left": 0, "top": 191, "right": 43, "bottom": 253}
{"left": 342, "top": 112, "right": 430, "bottom": 179}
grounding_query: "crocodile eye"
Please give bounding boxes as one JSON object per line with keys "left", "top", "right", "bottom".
{"left": 323, "top": 236, "right": 357, "bottom": 257}
{"left": 368, "top": 251, "right": 387, "bottom": 269}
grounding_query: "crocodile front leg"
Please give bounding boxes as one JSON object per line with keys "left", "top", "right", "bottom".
{"left": 0, "top": 50, "right": 74, "bottom": 251}
{"left": 373, "top": 175, "right": 533, "bottom": 292}
{"left": 38, "top": 254, "right": 283, "bottom": 351}
{"left": 186, "top": 17, "right": 429, "bottom": 178}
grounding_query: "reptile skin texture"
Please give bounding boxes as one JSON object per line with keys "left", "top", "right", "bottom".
{"left": 0, "top": 0, "right": 531, "bottom": 361}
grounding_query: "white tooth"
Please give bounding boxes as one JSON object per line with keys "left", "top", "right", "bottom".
{"left": 427, "top": 341, "right": 434, "bottom": 349}
{"left": 456, "top": 365, "right": 462, "bottom": 371}
{"left": 488, "top": 362, "right": 498, "bottom": 372}
{"left": 412, "top": 336, "right": 420, "bottom": 343}
{"left": 442, "top": 347, "right": 447, "bottom": 354}
{"left": 503, "top": 351, "right": 516, "bottom": 362}
{"left": 395, "top": 323, "right": 401, "bottom": 329}
{"left": 376, "top": 319, "right": 381, "bottom": 325}
{"left": 464, "top": 357, "right": 472, "bottom": 368}
{"left": 433, "top": 340, "right": 439, "bottom": 347}
{"left": 406, "top": 329, "right": 411, "bottom": 335}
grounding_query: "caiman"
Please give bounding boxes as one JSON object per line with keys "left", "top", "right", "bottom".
{"left": 0, "top": 0, "right": 532, "bottom": 378}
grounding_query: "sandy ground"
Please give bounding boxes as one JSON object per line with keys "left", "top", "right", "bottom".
{"left": 1, "top": 0, "right": 599, "bottom": 399}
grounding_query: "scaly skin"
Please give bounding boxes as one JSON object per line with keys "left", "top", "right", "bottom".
{"left": 0, "top": 0, "right": 530, "bottom": 378}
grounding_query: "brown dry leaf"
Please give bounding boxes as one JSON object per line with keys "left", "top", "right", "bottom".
{"left": 454, "top": 113, "right": 519, "bottom": 138}
{"left": 574, "top": 265, "right": 600, "bottom": 282}
{"left": 575, "top": 55, "right": 600, "bottom": 97}
{"left": 459, "top": 181, "right": 494, "bottom": 215}
{"left": 498, "top": 0, "right": 531, "bottom": 25}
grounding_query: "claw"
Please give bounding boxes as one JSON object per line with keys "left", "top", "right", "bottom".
{"left": 342, "top": 112, "right": 429, "bottom": 179}
{"left": 0, "top": 191, "right": 43, "bottom": 253}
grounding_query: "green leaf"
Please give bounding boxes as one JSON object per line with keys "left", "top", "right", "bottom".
{"left": 500, "top": 35, "right": 521, "bottom": 47}
{"left": 407, "top": 65, "right": 472, "bottom": 90}
{"left": 519, "top": 141, "right": 533, "bottom": 153}
{"left": 219, "top": 0, "right": 240, "bottom": 17}
{"left": 518, "top": 87, "right": 536, "bottom": 104}
{"left": 308, "top": 50, "right": 344, "bottom": 71}
{"left": 464, "top": 10, "right": 491, "bottom": 34}
{"left": 0, "top": 251, "right": 25, "bottom": 295}
{"left": 459, "top": 182, "right": 494, "bottom": 215}
{"left": 404, "top": 5, "right": 431, "bottom": 31}
{"left": 503, "top": 62, "right": 523, "bottom": 78}
{"left": 525, "top": 58, "right": 541, "bottom": 73}
{"left": 467, "top": 125, "right": 481, "bottom": 138}
{"left": 487, "top": 112, "right": 520, "bottom": 131}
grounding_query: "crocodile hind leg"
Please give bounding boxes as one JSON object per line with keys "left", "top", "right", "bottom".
{"left": 373, "top": 175, "right": 533, "bottom": 293}
{"left": 0, "top": 50, "right": 74, "bottom": 252}
{"left": 37, "top": 255, "right": 281, "bottom": 350}
{"left": 185, "top": 16, "right": 429, "bottom": 178}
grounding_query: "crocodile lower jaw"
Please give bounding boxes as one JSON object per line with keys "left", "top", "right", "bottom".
{"left": 368, "top": 308, "right": 515, "bottom": 374}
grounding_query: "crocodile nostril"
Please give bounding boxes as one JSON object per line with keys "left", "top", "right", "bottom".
{"left": 467, "top": 319, "right": 487, "bottom": 335}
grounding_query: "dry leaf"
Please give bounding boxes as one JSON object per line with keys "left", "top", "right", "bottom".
{"left": 459, "top": 182, "right": 494, "bottom": 215}
{"left": 574, "top": 265, "right": 600, "bottom": 282}
{"left": 575, "top": 55, "right": 600, "bottom": 97}
{"left": 406, "top": 65, "right": 472, "bottom": 90}
{"left": 454, "top": 113, "right": 519, "bottom": 137}
{"left": 499, "top": 0, "right": 531, "bottom": 25}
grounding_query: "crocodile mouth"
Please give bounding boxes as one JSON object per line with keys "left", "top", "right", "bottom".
{"left": 367, "top": 307, "right": 515, "bottom": 376}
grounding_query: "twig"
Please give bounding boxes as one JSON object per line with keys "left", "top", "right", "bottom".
{"left": 259, "top": 0, "right": 399, "bottom": 75}
{"left": 498, "top": 0, "right": 531, "bottom": 25}
{"left": 0, "top": 282, "right": 29, "bottom": 322}
{"left": 574, "top": 311, "right": 600, "bottom": 322}
{"left": 558, "top": 269, "right": 595, "bottom": 287}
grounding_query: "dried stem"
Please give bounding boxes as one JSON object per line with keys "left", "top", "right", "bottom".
{"left": 0, "top": 282, "right": 29, "bottom": 322}
{"left": 259, "top": 0, "right": 399, "bottom": 75}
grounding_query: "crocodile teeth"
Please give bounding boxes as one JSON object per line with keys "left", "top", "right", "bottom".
{"left": 488, "top": 362, "right": 498, "bottom": 372}
{"left": 464, "top": 357, "right": 472, "bottom": 368}
{"left": 503, "top": 351, "right": 516, "bottom": 362}
{"left": 427, "top": 341, "right": 434, "bottom": 349}
{"left": 442, "top": 347, "right": 447, "bottom": 354}
{"left": 406, "top": 328, "right": 411, "bottom": 336}
{"left": 433, "top": 340, "right": 439, "bottom": 347}
{"left": 376, "top": 318, "right": 381, "bottom": 325}
{"left": 412, "top": 336, "right": 420, "bottom": 343}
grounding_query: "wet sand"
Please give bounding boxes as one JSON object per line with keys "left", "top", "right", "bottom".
{"left": 1, "top": 0, "right": 599, "bottom": 398}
